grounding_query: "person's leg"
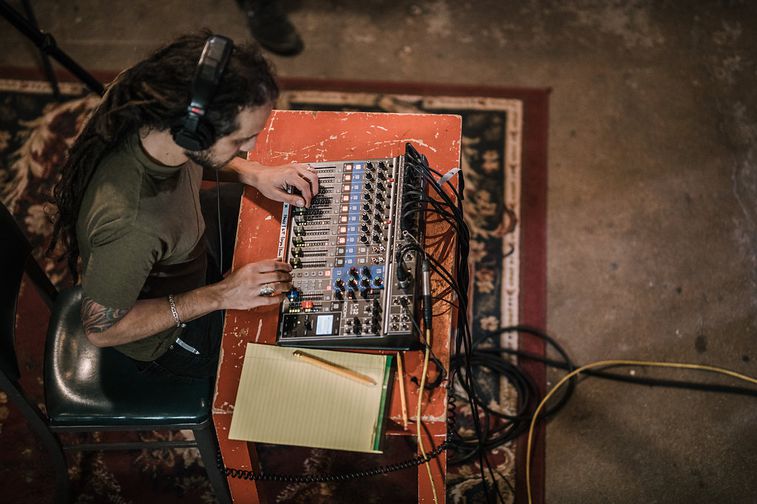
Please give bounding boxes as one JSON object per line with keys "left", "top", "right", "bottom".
{"left": 236, "top": 0, "right": 304, "bottom": 56}
{"left": 140, "top": 308, "right": 225, "bottom": 379}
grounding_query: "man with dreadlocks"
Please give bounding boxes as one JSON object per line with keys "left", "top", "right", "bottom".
{"left": 50, "top": 33, "right": 317, "bottom": 378}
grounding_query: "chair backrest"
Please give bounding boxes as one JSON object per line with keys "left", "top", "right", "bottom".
{"left": 0, "top": 202, "right": 57, "bottom": 380}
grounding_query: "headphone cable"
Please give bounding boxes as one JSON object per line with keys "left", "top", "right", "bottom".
{"left": 215, "top": 168, "right": 223, "bottom": 276}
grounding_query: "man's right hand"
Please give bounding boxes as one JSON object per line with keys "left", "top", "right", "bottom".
{"left": 80, "top": 258, "right": 294, "bottom": 349}
{"left": 217, "top": 259, "right": 293, "bottom": 310}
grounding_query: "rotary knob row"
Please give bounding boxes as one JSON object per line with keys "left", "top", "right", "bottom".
{"left": 345, "top": 316, "right": 380, "bottom": 335}
{"left": 334, "top": 270, "right": 384, "bottom": 300}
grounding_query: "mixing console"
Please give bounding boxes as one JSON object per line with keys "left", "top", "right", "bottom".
{"left": 277, "top": 146, "right": 426, "bottom": 349}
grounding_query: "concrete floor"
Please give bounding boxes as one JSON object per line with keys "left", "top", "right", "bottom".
{"left": 2, "top": 1, "right": 756, "bottom": 502}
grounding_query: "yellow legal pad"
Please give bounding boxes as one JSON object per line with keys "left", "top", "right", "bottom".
{"left": 228, "top": 343, "right": 393, "bottom": 453}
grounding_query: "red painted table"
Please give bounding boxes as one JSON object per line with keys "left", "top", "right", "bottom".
{"left": 213, "top": 110, "right": 462, "bottom": 503}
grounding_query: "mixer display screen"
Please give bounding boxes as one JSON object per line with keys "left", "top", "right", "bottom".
{"left": 277, "top": 149, "right": 425, "bottom": 349}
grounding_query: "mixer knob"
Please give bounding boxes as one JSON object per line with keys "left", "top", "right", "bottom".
{"left": 347, "top": 289, "right": 356, "bottom": 300}
{"left": 335, "top": 278, "right": 345, "bottom": 290}
{"left": 360, "top": 234, "right": 369, "bottom": 243}
{"left": 361, "top": 223, "right": 369, "bottom": 232}
{"left": 361, "top": 278, "right": 371, "bottom": 288}
{"left": 362, "top": 212, "right": 371, "bottom": 222}
{"left": 373, "top": 277, "right": 384, "bottom": 287}
{"left": 362, "top": 266, "right": 371, "bottom": 277}
{"left": 364, "top": 192, "right": 372, "bottom": 201}
{"left": 349, "top": 278, "right": 359, "bottom": 290}
{"left": 349, "top": 267, "right": 359, "bottom": 277}
{"left": 365, "top": 173, "right": 373, "bottom": 183}
{"left": 372, "top": 234, "right": 382, "bottom": 243}
{"left": 366, "top": 161, "right": 373, "bottom": 170}
{"left": 373, "top": 222, "right": 382, "bottom": 232}
{"left": 377, "top": 182, "right": 385, "bottom": 191}
{"left": 378, "top": 162, "right": 386, "bottom": 170}
{"left": 376, "top": 193, "right": 385, "bottom": 202}
{"left": 378, "top": 171, "right": 386, "bottom": 180}
{"left": 363, "top": 202, "right": 372, "bottom": 211}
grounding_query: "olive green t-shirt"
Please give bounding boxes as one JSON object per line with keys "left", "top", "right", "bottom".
{"left": 77, "top": 134, "right": 207, "bottom": 361}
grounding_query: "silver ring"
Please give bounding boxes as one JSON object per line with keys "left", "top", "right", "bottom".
{"left": 259, "top": 284, "right": 276, "bottom": 297}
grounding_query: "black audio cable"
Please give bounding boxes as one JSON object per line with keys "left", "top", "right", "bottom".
{"left": 403, "top": 144, "right": 507, "bottom": 502}
{"left": 491, "top": 326, "right": 757, "bottom": 399}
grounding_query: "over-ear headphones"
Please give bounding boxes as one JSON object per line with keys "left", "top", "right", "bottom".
{"left": 171, "top": 35, "right": 233, "bottom": 151}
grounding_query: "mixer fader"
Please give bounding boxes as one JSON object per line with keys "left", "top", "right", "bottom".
{"left": 276, "top": 145, "right": 426, "bottom": 349}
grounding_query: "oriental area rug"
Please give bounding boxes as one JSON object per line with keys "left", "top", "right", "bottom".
{"left": 0, "top": 75, "right": 548, "bottom": 504}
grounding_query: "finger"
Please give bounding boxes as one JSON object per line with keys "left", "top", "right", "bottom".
{"left": 279, "top": 189, "right": 307, "bottom": 208}
{"left": 271, "top": 260, "right": 293, "bottom": 272}
{"left": 286, "top": 174, "right": 313, "bottom": 207}
{"left": 256, "top": 271, "right": 293, "bottom": 285}
{"left": 260, "top": 293, "right": 287, "bottom": 306}
{"left": 273, "top": 281, "right": 293, "bottom": 293}
{"left": 298, "top": 166, "right": 320, "bottom": 197}
{"left": 251, "top": 259, "right": 293, "bottom": 273}
{"left": 256, "top": 281, "right": 291, "bottom": 297}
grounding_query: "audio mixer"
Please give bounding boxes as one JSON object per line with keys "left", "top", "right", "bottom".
{"left": 276, "top": 144, "right": 427, "bottom": 349}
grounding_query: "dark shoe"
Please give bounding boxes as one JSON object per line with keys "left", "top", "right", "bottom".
{"left": 239, "top": 0, "right": 304, "bottom": 57}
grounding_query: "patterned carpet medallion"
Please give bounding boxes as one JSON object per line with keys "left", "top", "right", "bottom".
{"left": 0, "top": 78, "right": 541, "bottom": 503}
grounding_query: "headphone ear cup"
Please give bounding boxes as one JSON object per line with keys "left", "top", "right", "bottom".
{"left": 194, "top": 119, "right": 216, "bottom": 150}
{"left": 171, "top": 117, "right": 215, "bottom": 151}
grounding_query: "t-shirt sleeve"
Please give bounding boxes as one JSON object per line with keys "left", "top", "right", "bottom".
{"left": 81, "top": 226, "right": 162, "bottom": 309}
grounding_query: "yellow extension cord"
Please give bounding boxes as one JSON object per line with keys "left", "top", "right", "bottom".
{"left": 526, "top": 360, "right": 757, "bottom": 504}
{"left": 416, "top": 329, "right": 440, "bottom": 504}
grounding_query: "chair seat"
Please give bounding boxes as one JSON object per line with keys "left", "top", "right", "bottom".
{"left": 44, "top": 287, "right": 212, "bottom": 428}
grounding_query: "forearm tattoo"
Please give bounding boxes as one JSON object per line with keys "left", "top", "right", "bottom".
{"left": 81, "top": 296, "right": 129, "bottom": 334}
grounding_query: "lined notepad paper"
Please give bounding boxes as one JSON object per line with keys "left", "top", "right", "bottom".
{"left": 229, "top": 343, "right": 393, "bottom": 453}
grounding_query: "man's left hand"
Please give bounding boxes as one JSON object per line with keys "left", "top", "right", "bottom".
{"left": 233, "top": 159, "right": 319, "bottom": 208}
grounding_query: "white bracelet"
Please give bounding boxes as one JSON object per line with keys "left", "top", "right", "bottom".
{"left": 167, "top": 294, "right": 186, "bottom": 328}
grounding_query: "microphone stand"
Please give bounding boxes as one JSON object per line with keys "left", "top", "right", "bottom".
{"left": 0, "top": 0, "right": 104, "bottom": 97}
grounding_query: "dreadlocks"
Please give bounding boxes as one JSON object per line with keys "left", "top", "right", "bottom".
{"left": 50, "top": 32, "right": 279, "bottom": 282}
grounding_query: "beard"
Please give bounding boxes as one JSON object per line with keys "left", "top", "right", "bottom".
{"left": 184, "top": 149, "right": 236, "bottom": 172}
